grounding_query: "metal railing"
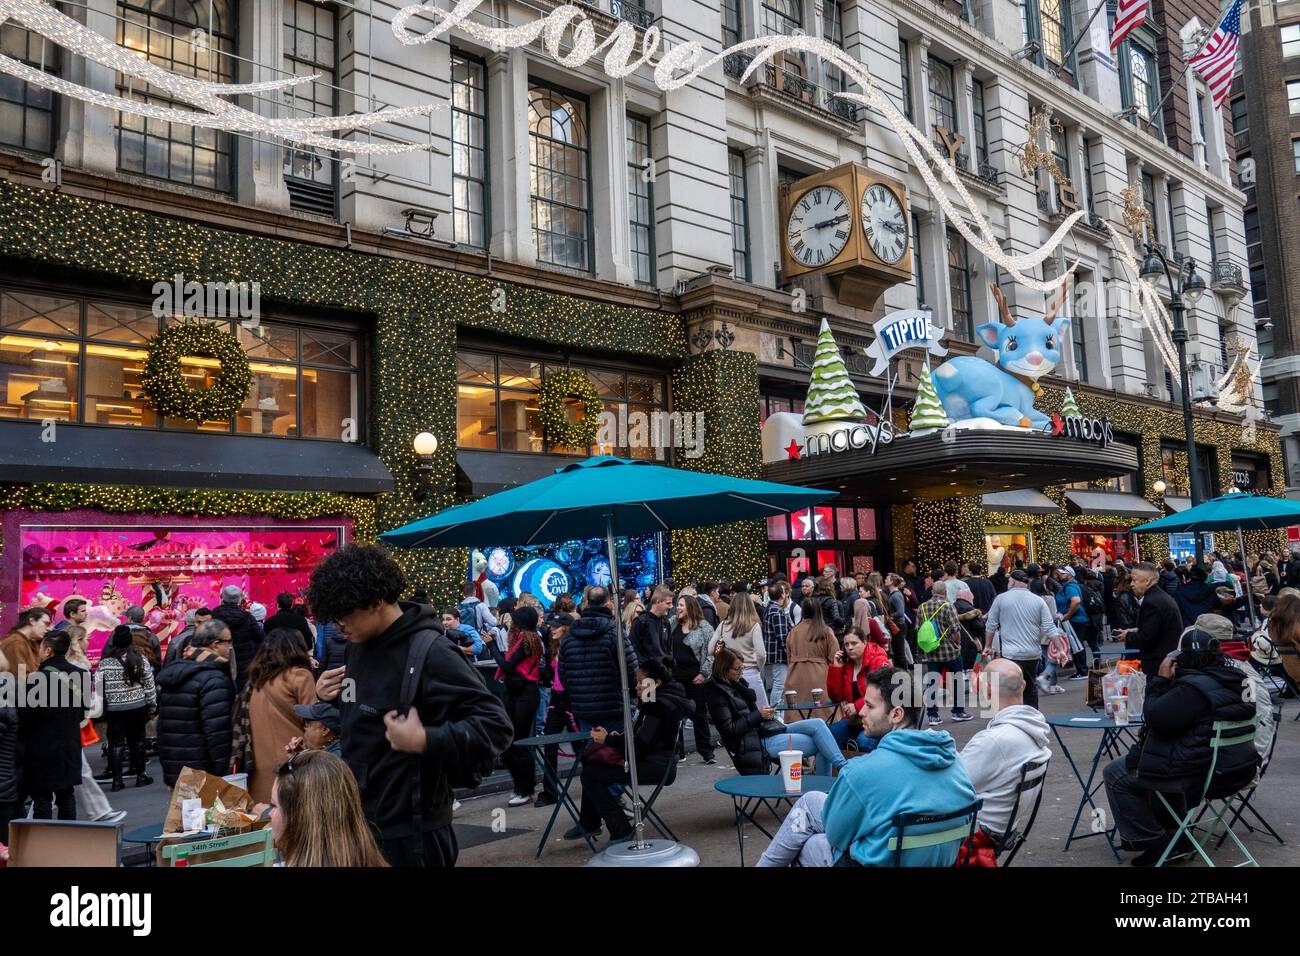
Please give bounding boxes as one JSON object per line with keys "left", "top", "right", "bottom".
{"left": 977, "top": 161, "right": 1000, "bottom": 185}
{"left": 1036, "top": 190, "right": 1052, "bottom": 214}
{"left": 1212, "top": 260, "right": 1245, "bottom": 289}
{"left": 609, "top": 0, "right": 654, "bottom": 29}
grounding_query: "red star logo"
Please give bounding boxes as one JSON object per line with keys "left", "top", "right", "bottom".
{"left": 785, "top": 439, "right": 803, "bottom": 460}
{"left": 1050, "top": 413, "right": 1064, "bottom": 436}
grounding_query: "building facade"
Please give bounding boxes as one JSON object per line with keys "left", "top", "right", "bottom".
{"left": 1235, "top": 0, "right": 1300, "bottom": 495}
{"left": 0, "top": 0, "right": 1284, "bottom": 623}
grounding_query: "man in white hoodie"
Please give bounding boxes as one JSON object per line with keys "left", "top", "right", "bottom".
{"left": 959, "top": 658, "right": 1052, "bottom": 840}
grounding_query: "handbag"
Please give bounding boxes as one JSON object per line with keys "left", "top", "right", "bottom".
{"left": 230, "top": 684, "right": 256, "bottom": 775}
{"left": 759, "top": 719, "right": 788, "bottom": 737}
{"left": 581, "top": 739, "right": 624, "bottom": 767}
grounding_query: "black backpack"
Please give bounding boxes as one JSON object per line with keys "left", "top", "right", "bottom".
{"left": 1082, "top": 583, "right": 1105, "bottom": 621}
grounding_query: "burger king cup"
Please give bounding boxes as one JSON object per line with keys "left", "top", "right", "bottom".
{"left": 779, "top": 741, "right": 803, "bottom": 794}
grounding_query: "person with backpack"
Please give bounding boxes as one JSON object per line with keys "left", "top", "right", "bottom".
{"left": 309, "top": 545, "right": 512, "bottom": 867}
{"left": 457, "top": 583, "right": 501, "bottom": 651}
{"left": 915, "top": 585, "right": 973, "bottom": 725}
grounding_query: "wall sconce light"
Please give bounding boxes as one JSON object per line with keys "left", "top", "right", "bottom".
{"left": 1152, "top": 479, "right": 1167, "bottom": 495}
{"left": 413, "top": 431, "right": 438, "bottom": 501}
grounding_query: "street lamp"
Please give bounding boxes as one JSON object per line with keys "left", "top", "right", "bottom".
{"left": 413, "top": 432, "right": 438, "bottom": 501}
{"left": 1140, "top": 244, "right": 1207, "bottom": 561}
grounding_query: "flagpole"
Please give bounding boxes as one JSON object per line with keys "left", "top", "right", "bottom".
{"left": 1143, "top": 2, "right": 1229, "bottom": 125}
{"left": 1051, "top": 0, "right": 1111, "bottom": 78}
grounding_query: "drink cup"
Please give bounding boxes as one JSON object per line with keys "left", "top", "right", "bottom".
{"left": 812, "top": 687, "right": 823, "bottom": 705}
{"left": 784, "top": 690, "right": 797, "bottom": 708}
{"left": 1106, "top": 694, "right": 1129, "bottom": 726}
{"left": 779, "top": 749, "right": 803, "bottom": 794}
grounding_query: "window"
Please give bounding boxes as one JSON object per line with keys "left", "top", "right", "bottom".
{"left": 1207, "top": 203, "right": 1219, "bottom": 264}
{"left": 1038, "top": 0, "right": 1067, "bottom": 68}
{"left": 282, "top": 0, "right": 338, "bottom": 217}
{"left": 1218, "top": 321, "right": 1230, "bottom": 371}
{"left": 946, "top": 227, "right": 973, "bottom": 341}
{"left": 1230, "top": 97, "right": 1248, "bottom": 134}
{"left": 972, "top": 80, "right": 988, "bottom": 166}
{"left": 1263, "top": 382, "right": 1280, "bottom": 418}
{"left": 1072, "top": 283, "right": 1088, "bottom": 382}
{"left": 1050, "top": 125, "right": 1070, "bottom": 194}
{"left": 626, "top": 114, "right": 655, "bottom": 286}
{"left": 823, "top": 0, "right": 846, "bottom": 92}
{"left": 722, "top": 0, "right": 742, "bottom": 46}
{"left": 1250, "top": 265, "right": 1268, "bottom": 311}
{"left": 912, "top": 214, "right": 925, "bottom": 308}
{"left": 1122, "top": 41, "right": 1160, "bottom": 133}
{"left": 1141, "top": 172, "right": 1158, "bottom": 243}
{"left": 898, "top": 39, "right": 913, "bottom": 121}
{"left": 1082, "top": 138, "right": 1095, "bottom": 211}
{"left": 116, "top": 0, "right": 235, "bottom": 192}
{"left": 0, "top": 286, "right": 360, "bottom": 438}
{"left": 1258, "top": 321, "right": 1274, "bottom": 360}
{"left": 761, "top": 0, "right": 802, "bottom": 38}
{"left": 729, "top": 149, "right": 751, "bottom": 282}
{"left": 928, "top": 57, "right": 956, "bottom": 146}
{"left": 1245, "top": 207, "right": 1260, "bottom": 247}
{"left": 1283, "top": 23, "right": 1300, "bottom": 59}
{"left": 456, "top": 349, "right": 667, "bottom": 457}
{"left": 1293, "top": 139, "right": 1300, "bottom": 173}
{"left": 1287, "top": 80, "right": 1300, "bottom": 115}
{"left": 451, "top": 52, "right": 489, "bottom": 249}
{"left": 0, "top": 23, "right": 58, "bottom": 154}
{"left": 528, "top": 84, "right": 591, "bottom": 272}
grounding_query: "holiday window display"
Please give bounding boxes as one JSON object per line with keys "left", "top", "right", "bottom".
{"left": 7, "top": 512, "right": 348, "bottom": 662}
{"left": 1070, "top": 530, "right": 1134, "bottom": 566}
{"left": 471, "top": 533, "right": 664, "bottom": 610}
{"left": 985, "top": 529, "right": 1033, "bottom": 573}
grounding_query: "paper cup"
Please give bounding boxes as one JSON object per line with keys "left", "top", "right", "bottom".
{"left": 811, "top": 687, "right": 824, "bottom": 705}
{"left": 223, "top": 772, "right": 249, "bottom": 793}
{"left": 1106, "top": 695, "right": 1129, "bottom": 726}
{"left": 784, "top": 691, "right": 797, "bottom": 707}
{"left": 779, "top": 750, "right": 803, "bottom": 794}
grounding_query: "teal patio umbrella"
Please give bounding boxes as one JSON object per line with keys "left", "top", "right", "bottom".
{"left": 382, "top": 456, "right": 835, "bottom": 865}
{"left": 1133, "top": 492, "right": 1300, "bottom": 626}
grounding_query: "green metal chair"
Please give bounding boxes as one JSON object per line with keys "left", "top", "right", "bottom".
{"left": 886, "top": 801, "right": 982, "bottom": 867}
{"left": 1154, "top": 717, "right": 1259, "bottom": 868}
{"left": 161, "top": 828, "right": 276, "bottom": 868}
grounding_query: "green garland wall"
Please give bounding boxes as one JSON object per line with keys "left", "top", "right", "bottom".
{"left": 0, "top": 181, "right": 709, "bottom": 605}
{"left": 669, "top": 349, "right": 767, "bottom": 583}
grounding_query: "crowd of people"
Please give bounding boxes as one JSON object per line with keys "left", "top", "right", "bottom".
{"left": 0, "top": 541, "right": 1289, "bottom": 867}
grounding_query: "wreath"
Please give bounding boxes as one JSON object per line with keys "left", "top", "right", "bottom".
{"left": 141, "top": 321, "right": 253, "bottom": 423}
{"left": 537, "top": 368, "right": 603, "bottom": 448}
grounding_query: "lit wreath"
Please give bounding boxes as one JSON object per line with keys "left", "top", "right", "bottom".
{"left": 537, "top": 368, "right": 603, "bottom": 449}
{"left": 142, "top": 321, "right": 253, "bottom": 423}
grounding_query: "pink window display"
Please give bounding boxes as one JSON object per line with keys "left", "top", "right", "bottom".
{"left": 3, "top": 510, "right": 351, "bottom": 664}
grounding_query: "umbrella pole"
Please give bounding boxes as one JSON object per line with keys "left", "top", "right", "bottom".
{"left": 1238, "top": 527, "right": 1256, "bottom": 631}
{"left": 606, "top": 514, "right": 648, "bottom": 849}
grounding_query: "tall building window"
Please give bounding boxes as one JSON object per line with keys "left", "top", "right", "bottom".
{"left": 1289, "top": 80, "right": 1300, "bottom": 115}
{"left": 1082, "top": 138, "right": 1095, "bottom": 211}
{"left": 1038, "top": 0, "right": 1067, "bottom": 68}
{"left": 729, "top": 149, "right": 751, "bottom": 282}
{"left": 823, "top": 0, "right": 846, "bottom": 92}
{"left": 116, "top": 0, "right": 235, "bottom": 192}
{"left": 528, "top": 84, "right": 591, "bottom": 272}
{"left": 1230, "top": 96, "right": 1248, "bottom": 134}
{"left": 761, "top": 0, "right": 802, "bottom": 38}
{"left": 1072, "top": 282, "right": 1088, "bottom": 382}
{"left": 1050, "top": 124, "right": 1070, "bottom": 193}
{"left": 1141, "top": 172, "right": 1158, "bottom": 243}
{"left": 1293, "top": 138, "right": 1300, "bottom": 173}
{"left": 452, "top": 52, "right": 488, "bottom": 248}
{"left": 626, "top": 114, "right": 655, "bottom": 286}
{"left": 946, "top": 227, "right": 973, "bottom": 340}
{"left": 282, "top": 0, "right": 337, "bottom": 217}
{"left": 1282, "top": 22, "right": 1300, "bottom": 59}
{"left": 0, "top": 23, "right": 58, "bottom": 154}
{"left": 1121, "top": 40, "right": 1161, "bottom": 133}
{"left": 898, "top": 39, "right": 913, "bottom": 121}
{"left": 722, "top": 0, "right": 742, "bottom": 46}
{"left": 912, "top": 213, "right": 925, "bottom": 307}
{"left": 928, "top": 56, "right": 956, "bottom": 147}
{"left": 972, "top": 80, "right": 988, "bottom": 166}
{"left": 1206, "top": 203, "right": 1219, "bottom": 264}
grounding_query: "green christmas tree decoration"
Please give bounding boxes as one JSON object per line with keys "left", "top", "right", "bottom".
{"left": 1060, "top": 386, "right": 1081, "bottom": 419}
{"left": 802, "top": 317, "right": 868, "bottom": 425}
{"left": 910, "top": 364, "right": 950, "bottom": 431}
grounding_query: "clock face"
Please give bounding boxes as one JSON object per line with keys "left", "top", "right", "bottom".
{"left": 860, "top": 183, "right": 907, "bottom": 264}
{"left": 786, "top": 185, "right": 851, "bottom": 268}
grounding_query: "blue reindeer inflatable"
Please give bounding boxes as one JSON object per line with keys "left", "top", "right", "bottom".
{"left": 932, "top": 280, "right": 1071, "bottom": 429}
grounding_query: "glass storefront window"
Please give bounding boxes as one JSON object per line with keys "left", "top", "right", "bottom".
{"left": 1070, "top": 530, "right": 1134, "bottom": 565}
{"left": 237, "top": 364, "right": 299, "bottom": 436}
{"left": 0, "top": 335, "right": 79, "bottom": 421}
{"left": 985, "top": 528, "right": 1033, "bottom": 573}
{"left": 456, "top": 383, "right": 497, "bottom": 449}
{"left": 86, "top": 302, "right": 156, "bottom": 343}
{"left": 767, "top": 514, "right": 789, "bottom": 541}
{"left": 835, "top": 507, "right": 855, "bottom": 540}
{"left": 856, "top": 508, "right": 877, "bottom": 540}
{"left": 300, "top": 367, "right": 355, "bottom": 439}
{"left": 1, "top": 290, "right": 78, "bottom": 337}
{"left": 84, "top": 343, "right": 153, "bottom": 426}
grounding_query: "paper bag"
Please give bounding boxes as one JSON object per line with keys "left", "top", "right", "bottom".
{"left": 163, "top": 766, "right": 255, "bottom": 835}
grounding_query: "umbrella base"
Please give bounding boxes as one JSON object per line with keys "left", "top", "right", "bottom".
{"left": 585, "top": 838, "right": 700, "bottom": 867}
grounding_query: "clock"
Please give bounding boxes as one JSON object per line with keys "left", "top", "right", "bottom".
{"left": 861, "top": 182, "right": 907, "bottom": 265}
{"left": 779, "top": 163, "right": 911, "bottom": 310}
{"left": 786, "top": 185, "right": 851, "bottom": 268}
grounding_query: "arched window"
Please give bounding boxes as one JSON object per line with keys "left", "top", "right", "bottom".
{"left": 1130, "top": 45, "right": 1152, "bottom": 120}
{"left": 528, "top": 85, "right": 591, "bottom": 272}
{"left": 1038, "top": 0, "right": 1066, "bottom": 67}
{"left": 116, "top": 0, "right": 236, "bottom": 192}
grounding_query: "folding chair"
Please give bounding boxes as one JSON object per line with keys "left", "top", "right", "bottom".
{"left": 1155, "top": 717, "right": 1259, "bottom": 868}
{"left": 1253, "top": 638, "right": 1300, "bottom": 719}
{"left": 887, "top": 801, "right": 982, "bottom": 867}
{"left": 1215, "top": 700, "right": 1284, "bottom": 849}
{"left": 617, "top": 728, "right": 683, "bottom": 841}
{"left": 993, "top": 758, "right": 1050, "bottom": 866}
{"left": 160, "top": 829, "right": 275, "bottom": 867}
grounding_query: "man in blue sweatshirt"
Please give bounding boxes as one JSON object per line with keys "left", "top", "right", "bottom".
{"left": 757, "top": 665, "right": 977, "bottom": 867}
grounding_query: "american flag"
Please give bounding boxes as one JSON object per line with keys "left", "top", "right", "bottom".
{"left": 1189, "top": 0, "right": 1244, "bottom": 109}
{"left": 1110, "top": 0, "right": 1149, "bottom": 49}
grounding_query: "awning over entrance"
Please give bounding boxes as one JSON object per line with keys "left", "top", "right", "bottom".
{"left": 1064, "top": 490, "right": 1161, "bottom": 518}
{"left": 762, "top": 429, "right": 1140, "bottom": 505}
{"left": 982, "top": 490, "right": 1059, "bottom": 514}
{"left": 0, "top": 420, "right": 393, "bottom": 494}
{"left": 1164, "top": 496, "right": 1193, "bottom": 513}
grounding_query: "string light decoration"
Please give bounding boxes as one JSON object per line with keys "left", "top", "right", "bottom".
{"left": 141, "top": 320, "right": 252, "bottom": 423}
{"left": 1015, "top": 104, "right": 1072, "bottom": 193}
{"left": 537, "top": 369, "right": 603, "bottom": 448}
{"left": 0, "top": 180, "right": 689, "bottom": 603}
{"left": 0, "top": 0, "right": 443, "bottom": 155}
{"left": 1119, "top": 184, "right": 1152, "bottom": 239}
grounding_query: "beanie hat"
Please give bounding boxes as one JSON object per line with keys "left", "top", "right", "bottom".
{"left": 109, "top": 624, "right": 134, "bottom": 649}
{"left": 512, "top": 605, "right": 540, "bottom": 632}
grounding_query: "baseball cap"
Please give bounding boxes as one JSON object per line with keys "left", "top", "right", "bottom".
{"left": 292, "top": 701, "right": 341, "bottom": 734}
{"left": 1026, "top": 563, "right": 1042, "bottom": 576}
{"left": 1010, "top": 570, "right": 1031, "bottom": 584}
{"left": 1058, "top": 565, "right": 1075, "bottom": 577}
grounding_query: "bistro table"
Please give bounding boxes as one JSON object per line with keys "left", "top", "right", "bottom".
{"left": 122, "top": 822, "right": 207, "bottom": 868}
{"left": 515, "top": 730, "right": 594, "bottom": 859}
{"left": 714, "top": 774, "right": 836, "bottom": 866}
{"left": 1046, "top": 712, "right": 1145, "bottom": 863}
{"left": 777, "top": 700, "right": 834, "bottom": 722}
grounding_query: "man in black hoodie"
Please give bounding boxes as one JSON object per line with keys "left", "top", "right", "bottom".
{"left": 1103, "top": 628, "right": 1259, "bottom": 866}
{"left": 310, "top": 545, "right": 512, "bottom": 867}
{"left": 156, "top": 620, "right": 236, "bottom": 786}
{"left": 628, "top": 587, "right": 673, "bottom": 668}
{"left": 1115, "top": 563, "right": 1183, "bottom": 679}
{"left": 558, "top": 586, "right": 639, "bottom": 735}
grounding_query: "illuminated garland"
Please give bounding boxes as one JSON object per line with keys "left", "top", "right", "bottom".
{"left": 537, "top": 369, "right": 603, "bottom": 449}
{"left": 141, "top": 321, "right": 252, "bottom": 423}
